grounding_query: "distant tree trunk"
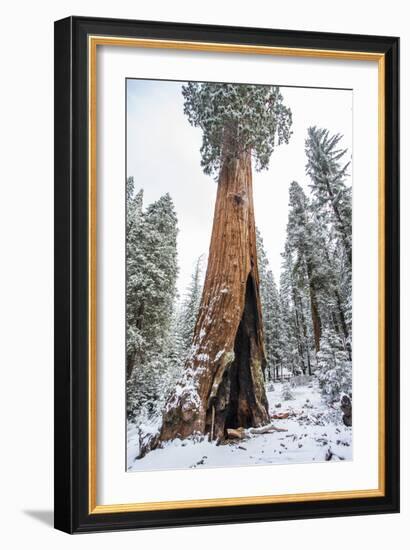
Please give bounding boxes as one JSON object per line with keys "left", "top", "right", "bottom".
{"left": 154, "top": 151, "right": 270, "bottom": 447}
{"left": 305, "top": 259, "right": 322, "bottom": 353}
{"left": 322, "top": 246, "right": 351, "bottom": 360}
{"left": 300, "top": 310, "right": 312, "bottom": 376}
{"left": 291, "top": 287, "right": 306, "bottom": 375}
{"left": 310, "top": 293, "right": 321, "bottom": 353}
{"left": 324, "top": 179, "right": 352, "bottom": 267}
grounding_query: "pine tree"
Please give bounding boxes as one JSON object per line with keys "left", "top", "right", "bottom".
{"left": 279, "top": 274, "right": 298, "bottom": 376}
{"left": 281, "top": 382, "right": 295, "bottom": 401}
{"left": 317, "top": 327, "right": 352, "bottom": 403}
{"left": 179, "top": 255, "right": 205, "bottom": 359}
{"left": 126, "top": 181, "right": 144, "bottom": 377}
{"left": 310, "top": 208, "right": 352, "bottom": 358}
{"left": 305, "top": 127, "right": 352, "bottom": 267}
{"left": 280, "top": 242, "right": 312, "bottom": 375}
{"left": 126, "top": 189, "right": 179, "bottom": 421}
{"left": 274, "top": 128, "right": 352, "bottom": 407}
{"left": 256, "top": 229, "right": 284, "bottom": 381}
{"left": 286, "top": 181, "right": 323, "bottom": 354}
{"left": 159, "top": 305, "right": 185, "bottom": 405}
{"left": 265, "top": 270, "right": 284, "bottom": 379}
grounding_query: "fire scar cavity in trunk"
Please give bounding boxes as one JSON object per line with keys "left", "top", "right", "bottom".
{"left": 209, "top": 274, "right": 269, "bottom": 440}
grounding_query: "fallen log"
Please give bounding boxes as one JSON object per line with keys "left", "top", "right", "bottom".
{"left": 271, "top": 412, "right": 290, "bottom": 420}
{"left": 226, "top": 427, "right": 247, "bottom": 439}
{"left": 249, "top": 423, "right": 288, "bottom": 434}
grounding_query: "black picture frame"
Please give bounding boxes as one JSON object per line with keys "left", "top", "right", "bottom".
{"left": 54, "top": 15, "right": 400, "bottom": 533}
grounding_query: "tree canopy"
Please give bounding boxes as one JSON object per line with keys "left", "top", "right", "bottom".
{"left": 182, "top": 82, "right": 293, "bottom": 177}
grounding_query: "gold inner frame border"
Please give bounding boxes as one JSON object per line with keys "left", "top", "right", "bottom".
{"left": 87, "top": 35, "right": 385, "bottom": 514}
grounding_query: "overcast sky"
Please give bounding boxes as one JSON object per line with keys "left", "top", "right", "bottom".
{"left": 127, "top": 79, "right": 352, "bottom": 297}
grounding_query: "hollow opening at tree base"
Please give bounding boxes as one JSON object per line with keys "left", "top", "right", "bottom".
{"left": 209, "top": 274, "right": 264, "bottom": 438}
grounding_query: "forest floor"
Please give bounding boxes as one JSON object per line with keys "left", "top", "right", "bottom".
{"left": 127, "top": 379, "right": 352, "bottom": 472}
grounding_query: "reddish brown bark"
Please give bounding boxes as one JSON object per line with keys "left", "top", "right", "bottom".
{"left": 150, "top": 151, "right": 270, "bottom": 450}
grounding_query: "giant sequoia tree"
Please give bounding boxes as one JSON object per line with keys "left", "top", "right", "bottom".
{"left": 145, "top": 83, "right": 292, "bottom": 450}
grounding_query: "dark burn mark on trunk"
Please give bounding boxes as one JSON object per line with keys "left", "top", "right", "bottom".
{"left": 210, "top": 275, "right": 262, "bottom": 437}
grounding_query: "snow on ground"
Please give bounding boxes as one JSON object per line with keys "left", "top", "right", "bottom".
{"left": 127, "top": 379, "right": 352, "bottom": 472}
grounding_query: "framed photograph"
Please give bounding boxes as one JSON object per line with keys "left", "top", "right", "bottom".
{"left": 54, "top": 16, "right": 400, "bottom": 533}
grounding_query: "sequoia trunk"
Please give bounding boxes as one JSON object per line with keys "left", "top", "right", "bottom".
{"left": 156, "top": 151, "right": 270, "bottom": 445}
